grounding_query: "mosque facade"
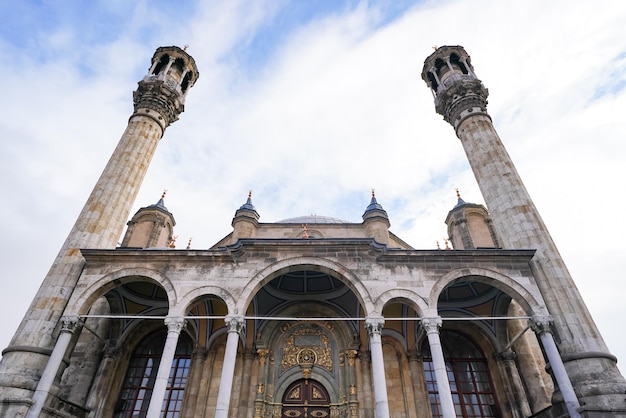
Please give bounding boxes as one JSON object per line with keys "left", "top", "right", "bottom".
{"left": 0, "top": 45, "right": 624, "bottom": 418}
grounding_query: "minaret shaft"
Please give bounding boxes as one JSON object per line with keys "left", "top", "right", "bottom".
{"left": 9, "top": 115, "right": 162, "bottom": 350}
{"left": 423, "top": 45, "right": 626, "bottom": 410}
{"left": 456, "top": 114, "right": 605, "bottom": 353}
{"left": 0, "top": 46, "right": 198, "bottom": 411}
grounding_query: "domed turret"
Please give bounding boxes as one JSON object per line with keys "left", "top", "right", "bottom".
{"left": 362, "top": 190, "right": 390, "bottom": 245}
{"left": 120, "top": 192, "right": 176, "bottom": 248}
{"left": 445, "top": 190, "right": 499, "bottom": 250}
{"left": 231, "top": 191, "right": 260, "bottom": 241}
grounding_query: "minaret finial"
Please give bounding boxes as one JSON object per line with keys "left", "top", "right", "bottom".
{"left": 183, "top": 44, "right": 189, "bottom": 52}
{"left": 186, "top": 237, "right": 192, "bottom": 250}
{"left": 371, "top": 188, "right": 375, "bottom": 198}
{"left": 248, "top": 190, "right": 252, "bottom": 199}
{"left": 168, "top": 235, "right": 178, "bottom": 248}
{"left": 162, "top": 189, "right": 168, "bottom": 199}
{"left": 455, "top": 188, "right": 460, "bottom": 199}
{"left": 436, "top": 240, "right": 441, "bottom": 250}
{"left": 444, "top": 238, "right": 451, "bottom": 250}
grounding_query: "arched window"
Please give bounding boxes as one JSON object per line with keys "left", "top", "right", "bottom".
{"left": 422, "top": 331, "right": 499, "bottom": 418}
{"left": 115, "top": 329, "right": 193, "bottom": 418}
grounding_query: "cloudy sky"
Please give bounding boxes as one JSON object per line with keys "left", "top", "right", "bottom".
{"left": 1, "top": 0, "right": 625, "bottom": 374}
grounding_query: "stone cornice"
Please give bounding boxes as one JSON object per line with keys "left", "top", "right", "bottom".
{"left": 133, "top": 77, "right": 185, "bottom": 127}
{"left": 435, "top": 77, "right": 489, "bottom": 127}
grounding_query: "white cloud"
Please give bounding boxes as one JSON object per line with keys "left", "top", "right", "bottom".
{"left": 1, "top": 0, "right": 626, "bottom": 379}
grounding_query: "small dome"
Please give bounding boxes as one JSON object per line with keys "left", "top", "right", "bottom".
{"left": 277, "top": 215, "right": 349, "bottom": 224}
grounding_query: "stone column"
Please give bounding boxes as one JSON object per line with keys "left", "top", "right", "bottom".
{"left": 359, "top": 350, "right": 374, "bottom": 418}
{"left": 237, "top": 350, "right": 255, "bottom": 418}
{"left": 422, "top": 318, "right": 455, "bottom": 418}
{"left": 365, "top": 316, "right": 389, "bottom": 418}
{"left": 495, "top": 350, "right": 531, "bottom": 418}
{"left": 531, "top": 316, "right": 582, "bottom": 418}
{"left": 26, "top": 317, "right": 82, "bottom": 418}
{"left": 407, "top": 350, "right": 428, "bottom": 418}
{"left": 146, "top": 317, "right": 186, "bottom": 418}
{"left": 253, "top": 348, "right": 270, "bottom": 418}
{"left": 345, "top": 350, "right": 359, "bottom": 418}
{"left": 215, "top": 315, "right": 245, "bottom": 418}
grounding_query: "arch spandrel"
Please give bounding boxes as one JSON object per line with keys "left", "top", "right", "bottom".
{"left": 235, "top": 256, "right": 375, "bottom": 316}
{"left": 65, "top": 267, "right": 177, "bottom": 316}
{"left": 428, "top": 267, "right": 547, "bottom": 316}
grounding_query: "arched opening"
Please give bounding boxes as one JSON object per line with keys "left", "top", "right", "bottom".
{"left": 181, "top": 71, "right": 192, "bottom": 92}
{"left": 450, "top": 53, "right": 469, "bottom": 74}
{"left": 281, "top": 378, "right": 330, "bottom": 418}
{"left": 152, "top": 54, "right": 169, "bottom": 76}
{"left": 433, "top": 275, "right": 551, "bottom": 417}
{"left": 250, "top": 266, "right": 364, "bottom": 416}
{"left": 114, "top": 328, "right": 193, "bottom": 417}
{"left": 422, "top": 331, "right": 499, "bottom": 418}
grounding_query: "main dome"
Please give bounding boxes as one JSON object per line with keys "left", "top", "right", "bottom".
{"left": 276, "top": 215, "right": 349, "bottom": 224}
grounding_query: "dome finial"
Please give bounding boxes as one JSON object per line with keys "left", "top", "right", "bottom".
{"left": 371, "top": 188, "right": 376, "bottom": 198}
{"left": 454, "top": 188, "right": 466, "bottom": 207}
{"left": 161, "top": 189, "right": 167, "bottom": 199}
{"left": 186, "top": 237, "right": 192, "bottom": 250}
{"left": 168, "top": 235, "right": 178, "bottom": 248}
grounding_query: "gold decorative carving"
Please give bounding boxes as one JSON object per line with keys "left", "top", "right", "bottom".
{"left": 345, "top": 350, "right": 358, "bottom": 367}
{"left": 281, "top": 327, "right": 333, "bottom": 373}
{"left": 289, "top": 386, "right": 301, "bottom": 399}
{"left": 258, "top": 348, "right": 270, "bottom": 366}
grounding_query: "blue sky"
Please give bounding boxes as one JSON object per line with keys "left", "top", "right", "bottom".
{"left": 1, "top": 0, "right": 626, "bottom": 378}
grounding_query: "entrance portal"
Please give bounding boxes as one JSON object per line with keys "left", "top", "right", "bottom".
{"left": 281, "top": 379, "right": 330, "bottom": 417}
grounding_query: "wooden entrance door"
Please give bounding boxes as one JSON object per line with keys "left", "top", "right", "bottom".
{"left": 281, "top": 379, "right": 330, "bottom": 417}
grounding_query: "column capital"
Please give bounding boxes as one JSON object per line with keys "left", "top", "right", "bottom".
{"left": 60, "top": 316, "right": 82, "bottom": 333}
{"left": 365, "top": 316, "right": 385, "bottom": 336}
{"left": 421, "top": 317, "right": 442, "bottom": 334}
{"left": 494, "top": 350, "right": 517, "bottom": 362}
{"left": 164, "top": 316, "right": 186, "bottom": 333}
{"left": 530, "top": 315, "right": 553, "bottom": 335}
{"left": 225, "top": 315, "right": 246, "bottom": 334}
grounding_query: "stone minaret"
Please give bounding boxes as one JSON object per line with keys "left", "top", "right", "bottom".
{"left": 0, "top": 46, "right": 198, "bottom": 404}
{"left": 422, "top": 46, "right": 626, "bottom": 413}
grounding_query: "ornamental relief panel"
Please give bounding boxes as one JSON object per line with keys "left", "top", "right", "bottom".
{"left": 280, "top": 326, "right": 333, "bottom": 374}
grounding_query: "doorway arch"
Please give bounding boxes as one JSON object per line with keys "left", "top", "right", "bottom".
{"left": 282, "top": 378, "right": 330, "bottom": 417}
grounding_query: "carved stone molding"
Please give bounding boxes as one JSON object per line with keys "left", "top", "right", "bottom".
{"left": 133, "top": 79, "right": 185, "bottom": 127}
{"left": 421, "top": 317, "right": 442, "bottom": 335}
{"left": 434, "top": 77, "right": 489, "bottom": 128}
{"left": 225, "top": 315, "right": 246, "bottom": 334}
{"left": 60, "top": 316, "right": 82, "bottom": 334}
{"left": 530, "top": 315, "right": 553, "bottom": 335}
{"left": 364, "top": 316, "right": 384, "bottom": 336}
{"left": 164, "top": 316, "right": 186, "bottom": 333}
